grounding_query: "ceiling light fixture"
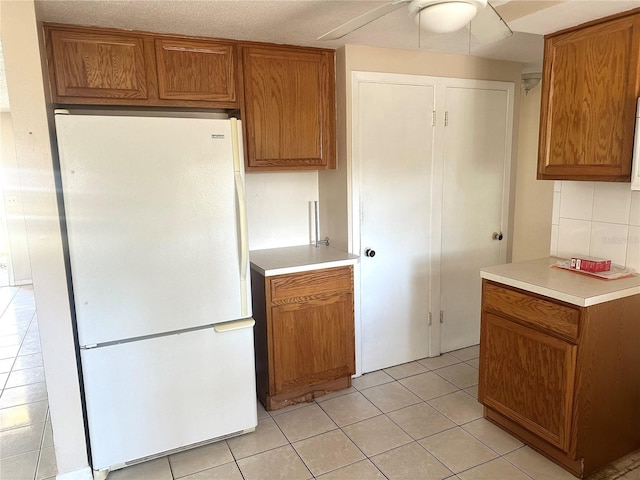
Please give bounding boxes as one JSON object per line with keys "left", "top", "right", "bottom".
{"left": 408, "top": 0, "right": 488, "bottom": 34}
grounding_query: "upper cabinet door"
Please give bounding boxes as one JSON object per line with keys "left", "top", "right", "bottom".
{"left": 49, "top": 29, "right": 148, "bottom": 100}
{"left": 154, "top": 39, "right": 237, "bottom": 104}
{"left": 538, "top": 11, "right": 640, "bottom": 181}
{"left": 241, "top": 46, "right": 336, "bottom": 170}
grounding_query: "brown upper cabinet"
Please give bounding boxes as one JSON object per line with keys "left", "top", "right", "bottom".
{"left": 154, "top": 38, "right": 236, "bottom": 103}
{"left": 43, "top": 24, "right": 337, "bottom": 171}
{"left": 537, "top": 9, "right": 640, "bottom": 181}
{"left": 241, "top": 45, "right": 336, "bottom": 170}
{"left": 48, "top": 29, "right": 149, "bottom": 101}
{"left": 45, "top": 24, "right": 239, "bottom": 108}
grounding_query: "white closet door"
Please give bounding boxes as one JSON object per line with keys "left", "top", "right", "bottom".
{"left": 439, "top": 85, "right": 511, "bottom": 352}
{"left": 357, "top": 79, "right": 435, "bottom": 373}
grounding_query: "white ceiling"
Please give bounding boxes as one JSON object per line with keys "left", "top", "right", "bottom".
{"left": 0, "top": 0, "right": 639, "bottom": 112}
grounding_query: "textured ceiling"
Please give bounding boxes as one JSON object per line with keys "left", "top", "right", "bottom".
{"left": 0, "top": 0, "right": 639, "bottom": 112}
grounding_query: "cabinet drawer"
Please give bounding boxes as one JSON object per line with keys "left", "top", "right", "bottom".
{"left": 269, "top": 266, "right": 353, "bottom": 303}
{"left": 482, "top": 282, "right": 579, "bottom": 342}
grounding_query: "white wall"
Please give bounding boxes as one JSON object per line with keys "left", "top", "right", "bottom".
{"left": 511, "top": 85, "right": 554, "bottom": 262}
{"left": 245, "top": 171, "right": 319, "bottom": 250}
{"left": 0, "top": 1, "right": 91, "bottom": 477}
{"left": 551, "top": 181, "right": 640, "bottom": 271}
{"left": 0, "top": 112, "right": 33, "bottom": 284}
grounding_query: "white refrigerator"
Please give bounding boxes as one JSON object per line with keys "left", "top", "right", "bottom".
{"left": 54, "top": 112, "right": 257, "bottom": 476}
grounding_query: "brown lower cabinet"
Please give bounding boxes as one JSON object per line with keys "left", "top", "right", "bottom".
{"left": 478, "top": 280, "right": 640, "bottom": 478}
{"left": 251, "top": 266, "right": 355, "bottom": 410}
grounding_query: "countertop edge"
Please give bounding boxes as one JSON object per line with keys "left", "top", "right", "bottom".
{"left": 480, "top": 271, "right": 587, "bottom": 307}
{"left": 250, "top": 258, "right": 359, "bottom": 277}
{"left": 480, "top": 270, "right": 640, "bottom": 307}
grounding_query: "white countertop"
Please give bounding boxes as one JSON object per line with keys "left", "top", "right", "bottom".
{"left": 480, "top": 257, "right": 640, "bottom": 307}
{"left": 250, "top": 245, "right": 359, "bottom": 276}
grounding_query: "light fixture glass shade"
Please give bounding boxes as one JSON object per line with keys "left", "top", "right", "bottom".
{"left": 414, "top": 2, "right": 478, "bottom": 33}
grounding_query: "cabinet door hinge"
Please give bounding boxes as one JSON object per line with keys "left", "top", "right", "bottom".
{"left": 428, "top": 312, "right": 433, "bottom": 326}
{"left": 440, "top": 311, "right": 444, "bottom": 324}
{"left": 432, "top": 111, "right": 436, "bottom": 127}
{"left": 444, "top": 111, "right": 449, "bottom": 127}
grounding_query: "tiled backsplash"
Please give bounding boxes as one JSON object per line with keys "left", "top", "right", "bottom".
{"left": 551, "top": 181, "right": 640, "bottom": 271}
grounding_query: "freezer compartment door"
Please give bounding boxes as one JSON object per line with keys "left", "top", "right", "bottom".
{"left": 81, "top": 323, "right": 257, "bottom": 471}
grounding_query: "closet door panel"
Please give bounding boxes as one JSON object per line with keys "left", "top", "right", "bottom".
{"left": 357, "top": 80, "right": 435, "bottom": 373}
{"left": 440, "top": 86, "right": 511, "bottom": 352}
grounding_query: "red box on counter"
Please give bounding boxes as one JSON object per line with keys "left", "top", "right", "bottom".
{"left": 570, "top": 256, "right": 612, "bottom": 273}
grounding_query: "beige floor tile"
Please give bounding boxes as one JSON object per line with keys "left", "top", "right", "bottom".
{"left": 342, "top": 414, "right": 412, "bottom": 457}
{"left": 383, "top": 361, "right": 429, "bottom": 380}
{"left": 318, "top": 392, "right": 381, "bottom": 426}
{"left": 168, "top": 441, "right": 234, "bottom": 478}
{"left": 12, "top": 354, "right": 43, "bottom": 371}
{"left": 0, "top": 358, "right": 13, "bottom": 374}
{"left": 466, "top": 358, "right": 480, "bottom": 369}
{"left": 256, "top": 401, "right": 270, "bottom": 420}
{"left": 0, "top": 382, "right": 48, "bottom": 409}
{"left": 272, "top": 403, "right": 337, "bottom": 442}
{"left": 237, "top": 445, "right": 311, "bottom": 480}
{"left": 449, "top": 346, "right": 480, "bottom": 362}
{"left": 505, "top": 446, "right": 576, "bottom": 480}
{"left": 35, "top": 445, "right": 57, "bottom": 480}
{"left": 0, "top": 400, "right": 48, "bottom": 431}
{"left": 0, "top": 451, "right": 39, "bottom": 480}
{"left": 352, "top": 370, "right": 394, "bottom": 390}
{"left": 400, "top": 372, "right": 458, "bottom": 401}
{"left": 315, "top": 386, "right": 357, "bottom": 403}
{"left": 108, "top": 457, "right": 173, "bottom": 480}
{"left": 464, "top": 385, "right": 479, "bottom": 400}
{"left": 226, "top": 418, "right": 288, "bottom": 459}
{"left": 387, "top": 402, "right": 456, "bottom": 440}
{"left": 618, "top": 468, "right": 640, "bottom": 480}
{"left": 179, "top": 461, "right": 243, "bottom": 480}
{"left": 417, "top": 354, "right": 461, "bottom": 370}
{"left": 372, "top": 441, "right": 453, "bottom": 480}
{"left": 420, "top": 427, "right": 498, "bottom": 473}
{"left": 0, "top": 422, "right": 45, "bottom": 458}
{"left": 316, "top": 459, "right": 386, "bottom": 480}
{"left": 434, "top": 363, "right": 479, "bottom": 389}
{"left": 428, "top": 391, "right": 483, "bottom": 425}
{"left": 293, "top": 429, "right": 365, "bottom": 477}
{"left": 360, "top": 381, "right": 422, "bottom": 413}
{"left": 458, "top": 457, "right": 531, "bottom": 480}
{"left": 5, "top": 367, "right": 46, "bottom": 389}
{"left": 42, "top": 420, "right": 53, "bottom": 447}
{"left": 462, "top": 418, "right": 523, "bottom": 455}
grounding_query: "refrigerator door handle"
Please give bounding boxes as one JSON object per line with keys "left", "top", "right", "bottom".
{"left": 231, "top": 118, "right": 250, "bottom": 317}
{"left": 213, "top": 318, "right": 255, "bottom": 333}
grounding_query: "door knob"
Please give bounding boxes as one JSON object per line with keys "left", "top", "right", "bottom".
{"left": 493, "top": 232, "right": 504, "bottom": 241}
{"left": 364, "top": 248, "right": 376, "bottom": 257}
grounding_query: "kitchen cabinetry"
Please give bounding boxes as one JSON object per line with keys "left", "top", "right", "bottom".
{"left": 154, "top": 38, "right": 237, "bottom": 102}
{"left": 241, "top": 45, "right": 336, "bottom": 171}
{"left": 537, "top": 8, "right": 640, "bottom": 181}
{"left": 251, "top": 264, "right": 355, "bottom": 410}
{"left": 478, "top": 261, "right": 640, "bottom": 478}
{"left": 45, "top": 24, "right": 239, "bottom": 108}
{"left": 47, "top": 28, "right": 149, "bottom": 101}
{"left": 44, "top": 24, "right": 337, "bottom": 171}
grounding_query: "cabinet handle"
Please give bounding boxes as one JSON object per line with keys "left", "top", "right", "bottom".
{"left": 493, "top": 232, "right": 504, "bottom": 241}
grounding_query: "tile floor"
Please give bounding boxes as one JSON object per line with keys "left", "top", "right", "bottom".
{"left": 0, "top": 284, "right": 639, "bottom": 480}
{"left": 0, "top": 285, "right": 56, "bottom": 480}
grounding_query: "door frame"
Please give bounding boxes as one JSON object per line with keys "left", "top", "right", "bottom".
{"left": 351, "top": 71, "right": 515, "bottom": 361}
